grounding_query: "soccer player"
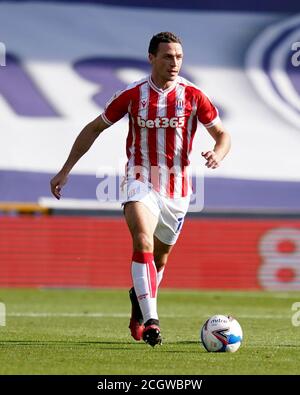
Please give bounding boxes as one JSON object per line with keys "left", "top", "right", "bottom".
{"left": 50, "top": 32, "right": 231, "bottom": 347}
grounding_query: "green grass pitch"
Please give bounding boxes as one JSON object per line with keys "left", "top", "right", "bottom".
{"left": 0, "top": 289, "right": 300, "bottom": 375}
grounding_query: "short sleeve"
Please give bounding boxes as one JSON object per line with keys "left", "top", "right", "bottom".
{"left": 196, "top": 91, "right": 220, "bottom": 128}
{"left": 101, "top": 89, "right": 130, "bottom": 126}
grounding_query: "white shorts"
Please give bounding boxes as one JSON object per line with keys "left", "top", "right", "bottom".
{"left": 122, "top": 180, "right": 190, "bottom": 245}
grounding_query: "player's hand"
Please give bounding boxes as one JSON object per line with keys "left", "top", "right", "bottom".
{"left": 50, "top": 172, "right": 68, "bottom": 199}
{"left": 201, "top": 151, "right": 220, "bottom": 169}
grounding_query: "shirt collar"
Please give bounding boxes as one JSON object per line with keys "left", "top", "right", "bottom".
{"left": 148, "top": 75, "right": 178, "bottom": 94}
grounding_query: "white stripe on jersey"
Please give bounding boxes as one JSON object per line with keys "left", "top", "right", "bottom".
{"left": 127, "top": 99, "right": 136, "bottom": 171}
{"left": 203, "top": 116, "right": 221, "bottom": 128}
{"left": 101, "top": 112, "right": 113, "bottom": 126}
{"left": 156, "top": 93, "right": 167, "bottom": 195}
{"left": 187, "top": 98, "right": 197, "bottom": 156}
{"left": 139, "top": 83, "right": 150, "bottom": 180}
{"left": 174, "top": 84, "right": 186, "bottom": 197}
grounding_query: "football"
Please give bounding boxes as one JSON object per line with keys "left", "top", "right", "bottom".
{"left": 200, "top": 314, "right": 243, "bottom": 352}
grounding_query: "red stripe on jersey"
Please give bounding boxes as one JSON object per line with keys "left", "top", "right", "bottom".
{"left": 134, "top": 136, "right": 142, "bottom": 179}
{"left": 189, "top": 118, "right": 198, "bottom": 154}
{"left": 132, "top": 88, "right": 142, "bottom": 170}
{"left": 147, "top": 89, "right": 159, "bottom": 188}
{"left": 126, "top": 116, "right": 133, "bottom": 159}
{"left": 147, "top": 89, "right": 159, "bottom": 166}
{"left": 125, "top": 86, "right": 141, "bottom": 170}
{"left": 182, "top": 169, "right": 189, "bottom": 197}
{"left": 181, "top": 89, "right": 189, "bottom": 196}
{"left": 165, "top": 89, "right": 176, "bottom": 198}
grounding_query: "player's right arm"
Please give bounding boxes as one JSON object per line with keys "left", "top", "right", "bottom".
{"left": 50, "top": 86, "right": 131, "bottom": 199}
{"left": 50, "top": 115, "right": 109, "bottom": 199}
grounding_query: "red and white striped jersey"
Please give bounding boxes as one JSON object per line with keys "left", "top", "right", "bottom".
{"left": 101, "top": 75, "right": 220, "bottom": 198}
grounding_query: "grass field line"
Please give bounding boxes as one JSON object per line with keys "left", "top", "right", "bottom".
{"left": 6, "top": 312, "right": 291, "bottom": 319}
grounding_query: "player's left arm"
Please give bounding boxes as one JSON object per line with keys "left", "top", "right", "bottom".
{"left": 202, "top": 121, "right": 231, "bottom": 169}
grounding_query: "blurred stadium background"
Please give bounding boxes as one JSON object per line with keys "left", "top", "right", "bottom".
{"left": 1, "top": 0, "right": 300, "bottom": 291}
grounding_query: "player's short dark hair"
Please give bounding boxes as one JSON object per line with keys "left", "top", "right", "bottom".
{"left": 148, "top": 32, "right": 182, "bottom": 55}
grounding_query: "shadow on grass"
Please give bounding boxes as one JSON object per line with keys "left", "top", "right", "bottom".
{"left": 0, "top": 340, "right": 133, "bottom": 347}
{"left": 0, "top": 339, "right": 201, "bottom": 347}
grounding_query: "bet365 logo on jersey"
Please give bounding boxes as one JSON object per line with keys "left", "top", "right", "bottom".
{"left": 137, "top": 116, "right": 185, "bottom": 129}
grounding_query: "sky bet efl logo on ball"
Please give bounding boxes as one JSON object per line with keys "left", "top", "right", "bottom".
{"left": 246, "top": 14, "right": 300, "bottom": 130}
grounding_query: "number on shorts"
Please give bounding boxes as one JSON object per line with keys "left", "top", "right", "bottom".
{"left": 176, "top": 217, "right": 184, "bottom": 233}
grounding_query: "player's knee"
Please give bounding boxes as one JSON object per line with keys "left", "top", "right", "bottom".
{"left": 134, "top": 232, "right": 153, "bottom": 252}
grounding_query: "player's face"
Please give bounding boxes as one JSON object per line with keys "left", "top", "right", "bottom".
{"left": 149, "top": 42, "right": 183, "bottom": 86}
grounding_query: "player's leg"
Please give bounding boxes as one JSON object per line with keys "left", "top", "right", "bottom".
{"left": 124, "top": 201, "right": 157, "bottom": 252}
{"left": 153, "top": 236, "right": 174, "bottom": 286}
{"left": 153, "top": 194, "right": 190, "bottom": 287}
{"left": 124, "top": 201, "right": 162, "bottom": 345}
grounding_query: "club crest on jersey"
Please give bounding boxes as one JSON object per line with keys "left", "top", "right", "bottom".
{"left": 246, "top": 14, "right": 300, "bottom": 130}
{"left": 137, "top": 115, "right": 185, "bottom": 128}
{"left": 176, "top": 99, "right": 184, "bottom": 111}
